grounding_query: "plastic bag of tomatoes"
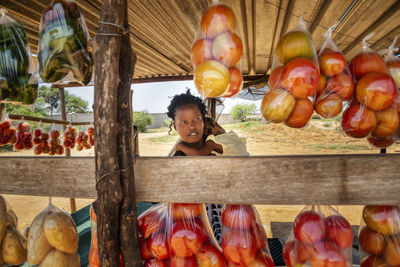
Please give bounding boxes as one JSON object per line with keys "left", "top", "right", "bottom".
{"left": 282, "top": 205, "right": 353, "bottom": 267}
{"left": 38, "top": 0, "right": 93, "bottom": 85}
{"left": 89, "top": 201, "right": 124, "bottom": 267}
{"left": 0, "top": 111, "right": 17, "bottom": 146}
{"left": 342, "top": 34, "right": 398, "bottom": 148}
{"left": 138, "top": 203, "right": 226, "bottom": 267}
{"left": 191, "top": 0, "right": 243, "bottom": 99}
{"left": 358, "top": 205, "right": 400, "bottom": 267}
{"left": 315, "top": 24, "right": 354, "bottom": 119}
{"left": 262, "top": 17, "right": 319, "bottom": 128}
{"left": 220, "top": 204, "right": 275, "bottom": 266}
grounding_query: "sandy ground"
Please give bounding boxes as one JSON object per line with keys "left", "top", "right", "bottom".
{"left": 1, "top": 120, "right": 398, "bottom": 239}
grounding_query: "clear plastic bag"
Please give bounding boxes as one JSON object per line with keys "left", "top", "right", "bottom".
{"left": 358, "top": 205, "right": 400, "bottom": 267}
{"left": 192, "top": 0, "right": 243, "bottom": 98}
{"left": 49, "top": 124, "right": 64, "bottom": 155}
{"left": 342, "top": 34, "right": 397, "bottom": 140}
{"left": 38, "top": 0, "right": 93, "bottom": 85}
{"left": 0, "top": 110, "right": 17, "bottom": 146}
{"left": 138, "top": 203, "right": 226, "bottom": 266}
{"left": 27, "top": 200, "right": 80, "bottom": 266}
{"left": 14, "top": 119, "right": 33, "bottom": 150}
{"left": 282, "top": 205, "right": 353, "bottom": 267}
{"left": 220, "top": 204, "right": 275, "bottom": 266}
{"left": 76, "top": 129, "right": 91, "bottom": 151}
{"left": 63, "top": 125, "right": 76, "bottom": 149}
{"left": 33, "top": 123, "right": 50, "bottom": 155}
{"left": 88, "top": 125, "right": 94, "bottom": 146}
{"left": 0, "top": 194, "right": 28, "bottom": 266}
{"left": 262, "top": 17, "right": 319, "bottom": 128}
{"left": 315, "top": 24, "right": 354, "bottom": 119}
{"left": 0, "top": 8, "right": 38, "bottom": 105}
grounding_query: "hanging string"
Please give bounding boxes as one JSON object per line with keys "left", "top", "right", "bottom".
{"left": 96, "top": 20, "right": 130, "bottom": 37}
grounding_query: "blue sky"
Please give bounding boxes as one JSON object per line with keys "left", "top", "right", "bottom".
{"left": 62, "top": 80, "right": 262, "bottom": 114}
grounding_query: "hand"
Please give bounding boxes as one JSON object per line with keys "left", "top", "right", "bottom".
{"left": 205, "top": 140, "right": 223, "bottom": 154}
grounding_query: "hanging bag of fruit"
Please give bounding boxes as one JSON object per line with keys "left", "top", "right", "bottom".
{"left": 137, "top": 203, "right": 226, "bottom": 266}
{"left": 0, "top": 194, "right": 27, "bottom": 266}
{"left": 38, "top": 0, "right": 93, "bottom": 85}
{"left": 315, "top": 23, "right": 354, "bottom": 119}
{"left": 14, "top": 118, "right": 33, "bottom": 151}
{"left": 26, "top": 199, "right": 80, "bottom": 266}
{"left": 282, "top": 205, "right": 353, "bottom": 267}
{"left": 192, "top": 0, "right": 244, "bottom": 99}
{"left": 0, "top": 8, "right": 38, "bottom": 105}
{"left": 0, "top": 109, "right": 17, "bottom": 146}
{"left": 358, "top": 205, "right": 400, "bottom": 266}
{"left": 262, "top": 17, "right": 319, "bottom": 128}
{"left": 342, "top": 34, "right": 398, "bottom": 147}
{"left": 220, "top": 204, "right": 275, "bottom": 266}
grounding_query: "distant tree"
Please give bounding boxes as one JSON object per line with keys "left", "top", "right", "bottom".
{"left": 65, "top": 93, "right": 88, "bottom": 113}
{"left": 38, "top": 86, "right": 59, "bottom": 115}
{"left": 133, "top": 111, "right": 153, "bottom": 132}
{"left": 230, "top": 103, "right": 257, "bottom": 122}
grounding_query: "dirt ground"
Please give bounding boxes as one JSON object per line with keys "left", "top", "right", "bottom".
{"left": 1, "top": 119, "right": 398, "bottom": 240}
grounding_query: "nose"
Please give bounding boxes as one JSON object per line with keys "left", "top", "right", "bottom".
{"left": 188, "top": 121, "right": 196, "bottom": 130}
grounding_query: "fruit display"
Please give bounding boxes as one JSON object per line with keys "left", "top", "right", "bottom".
{"left": 0, "top": 9, "right": 38, "bottom": 105}
{"left": 49, "top": 128, "right": 64, "bottom": 155}
{"left": 262, "top": 17, "right": 319, "bottom": 128}
{"left": 38, "top": 0, "right": 93, "bottom": 85}
{"left": 33, "top": 126, "right": 50, "bottom": 155}
{"left": 0, "top": 194, "right": 27, "bottom": 266}
{"left": 342, "top": 34, "right": 398, "bottom": 145}
{"left": 27, "top": 202, "right": 80, "bottom": 266}
{"left": 221, "top": 205, "right": 275, "bottom": 266}
{"left": 192, "top": 2, "right": 243, "bottom": 98}
{"left": 282, "top": 206, "right": 353, "bottom": 267}
{"left": 63, "top": 125, "right": 76, "bottom": 149}
{"left": 315, "top": 26, "right": 354, "bottom": 119}
{"left": 137, "top": 203, "right": 226, "bottom": 266}
{"left": 0, "top": 116, "right": 17, "bottom": 146}
{"left": 14, "top": 121, "right": 33, "bottom": 150}
{"left": 359, "top": 205, "right": 400, "bottom": 267}
{"left": 76, "top": 130, "right": 91, "bottom": 151}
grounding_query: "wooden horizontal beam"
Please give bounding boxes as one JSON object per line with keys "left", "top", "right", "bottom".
{"left": 8, "top": 114, "right": 92, "bottom": 126}
{"left": 0, "top": 154, "right": 399, "bottom": 205}
{"left": 131, "top": 74, "right": 267, "bottom": 84}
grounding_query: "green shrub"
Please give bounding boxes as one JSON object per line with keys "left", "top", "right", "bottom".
{"left": 133, "top": 111, "right": 153, "bottom": 132}
{"left": 230, "top": 103, "right": 257, "bottom": 122}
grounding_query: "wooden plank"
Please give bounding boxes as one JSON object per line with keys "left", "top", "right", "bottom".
{"left": 1, "top": 155, "right": 400, "bottom": 204}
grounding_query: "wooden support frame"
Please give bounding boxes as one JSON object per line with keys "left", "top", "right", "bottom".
{"left": 0, "top": 154, "right": 399, "bottom": 205}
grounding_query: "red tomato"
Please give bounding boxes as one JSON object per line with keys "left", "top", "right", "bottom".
{"left": 145, "top": 259, "right": 169, "bottom": 267}
{"left": 315, "top": 92, "right": 343, "bottom": 119}
{"left": 169, "top": 219, "right": 205, "bottom": 257}
{"left": 285, "top": 98, "right": 314, "bottom": 128}
{"left": 138, "top": 210, "right": 163, "bottom": 239}
{"left": 349, "top": 51, "right": 387, "bottom": 80}
{"left": 319, "top": 50, "right": 346, "bottom": 76}
{"left": 372, "top": 108, "right": 399, "bottom": 138}
{"left": 148, "top": 233, "right": 169, "bottom": 260}
{"left": 192, "top": 38, "right": 213, "bottom": 68}
{"left": 170, "top": 255, "right": 198, "bottom": 267}
{"left": 248, "top": 252, "right": 275, "bottom": 267}
{"left": 196, "top": 243, "right": 226, "bottom": 267}
{"left": 367, "top": 136, "right": 395, "bottom": 148}
{"left": 358, "top": 226, "right": 386, "bottom": 256}
{"left": 201, "top": 5, "right": 236, "bottom": 39}
{"left": 283, "top": 240, "right": 311, "bottom": 267}
{"left": 268, "top": 66, "right": 284, "bottom": 90}
{"left": 222, "top": 205, "right": 256, "bottom": 230}
{"left": 221, "top": 230, "right": 257, "bottom": 266}
{"left": 383, "top": 235, "right": 400, "bottom": 266}
{"left": 310, "top": 241, "right": 347, "bottom": 267}
{"left": 212, "top": 32, "right": 243, "bottom": 67}
{"left": 363, "top": 206, "right": 400, "bottom": 235}
{"left": 252, "top": 223, "right": 267, "bottom": 250}
{"left": 356, "top": 72, "right": 396, "bottom": 111}
{"left": 171, "top": 203, "right": 202, "bottom": 220}
{"left": 293, "top": 210, "right": 326, "bottom": 245}
{"left": 140, "top": 238, "right": 153, "bottom": 260}
{"left": 223, "top": 67, "right": 243, "bottom": 98}
{"left": 360, "top": 255, "right": 388, "bottom": 267}
{"left": 325, "top": 215, "right": 353, "bottom": 249}
{"left": 281, "top": 58, "right": 320, "bottom": 99}
{"left": 317, "top": 73, "right": 327, "bottom": 98}
{"left": 325, "top": 73, "right": 354, "bottom": 101}
{"left": 387, "top": 58, "right": 400, "bottom": 87}
{"left": 341, "top": 105, "right": 377, "bottom": 138}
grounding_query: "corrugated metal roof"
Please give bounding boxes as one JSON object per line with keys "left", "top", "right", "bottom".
{"left": 1, "top": 0, "right": 400, "bottom": 82}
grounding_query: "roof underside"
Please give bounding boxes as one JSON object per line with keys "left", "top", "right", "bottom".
{"left": 2, "top": 0, "right": 400, "bottom": 82}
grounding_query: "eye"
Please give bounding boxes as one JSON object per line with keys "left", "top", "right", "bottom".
{"left": 194, "top": 117, "right": 201, "bottom": 122}
{"left": 179, "top": 121, "right": 187, "bottom": 126}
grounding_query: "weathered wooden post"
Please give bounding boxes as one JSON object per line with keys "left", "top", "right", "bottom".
{"left": 94, "top": 0, "right": 140, "bottom": 265}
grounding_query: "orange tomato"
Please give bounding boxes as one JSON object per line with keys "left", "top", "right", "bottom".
{"left": 318, "top": 49, "right": 346, "bottom": 76}
{"left": 223, "top": 67, "right": 243, "bottom": 98}
{"left": 276, "top": 31, "right": 314, "bottom": 64}
{"left": 341, "top": 105, "right": 377, "bottom": 138}
{"left": 191, "top": 38, "right": 213, "bottom": 68}
{"left": 349, "top": 51, "right": 387, "bottom": 80}
{"left": 315, "top": 93, "right": 343, "bottom": 119}
{"left": 268, "top": 66, "right": 284, "bottom": 90}
{"left": 194, "top": 60, "right": 230, "bottom": 98}
{"left": 325, "top": 73, "right": 354, "bottom": 101}
{"left": 285, "top": 98, "right": 314, "bottom": 128}
{"left": 201, "top": 5, "right": 236, "bottom": 39}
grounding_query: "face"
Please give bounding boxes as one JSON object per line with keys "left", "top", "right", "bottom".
{"left": 174, "top": 104, "right": 204, "bottom": 144}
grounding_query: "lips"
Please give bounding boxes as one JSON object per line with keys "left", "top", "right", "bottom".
{"left": 188, "top": 132, "right": 199, "bottom": 137}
